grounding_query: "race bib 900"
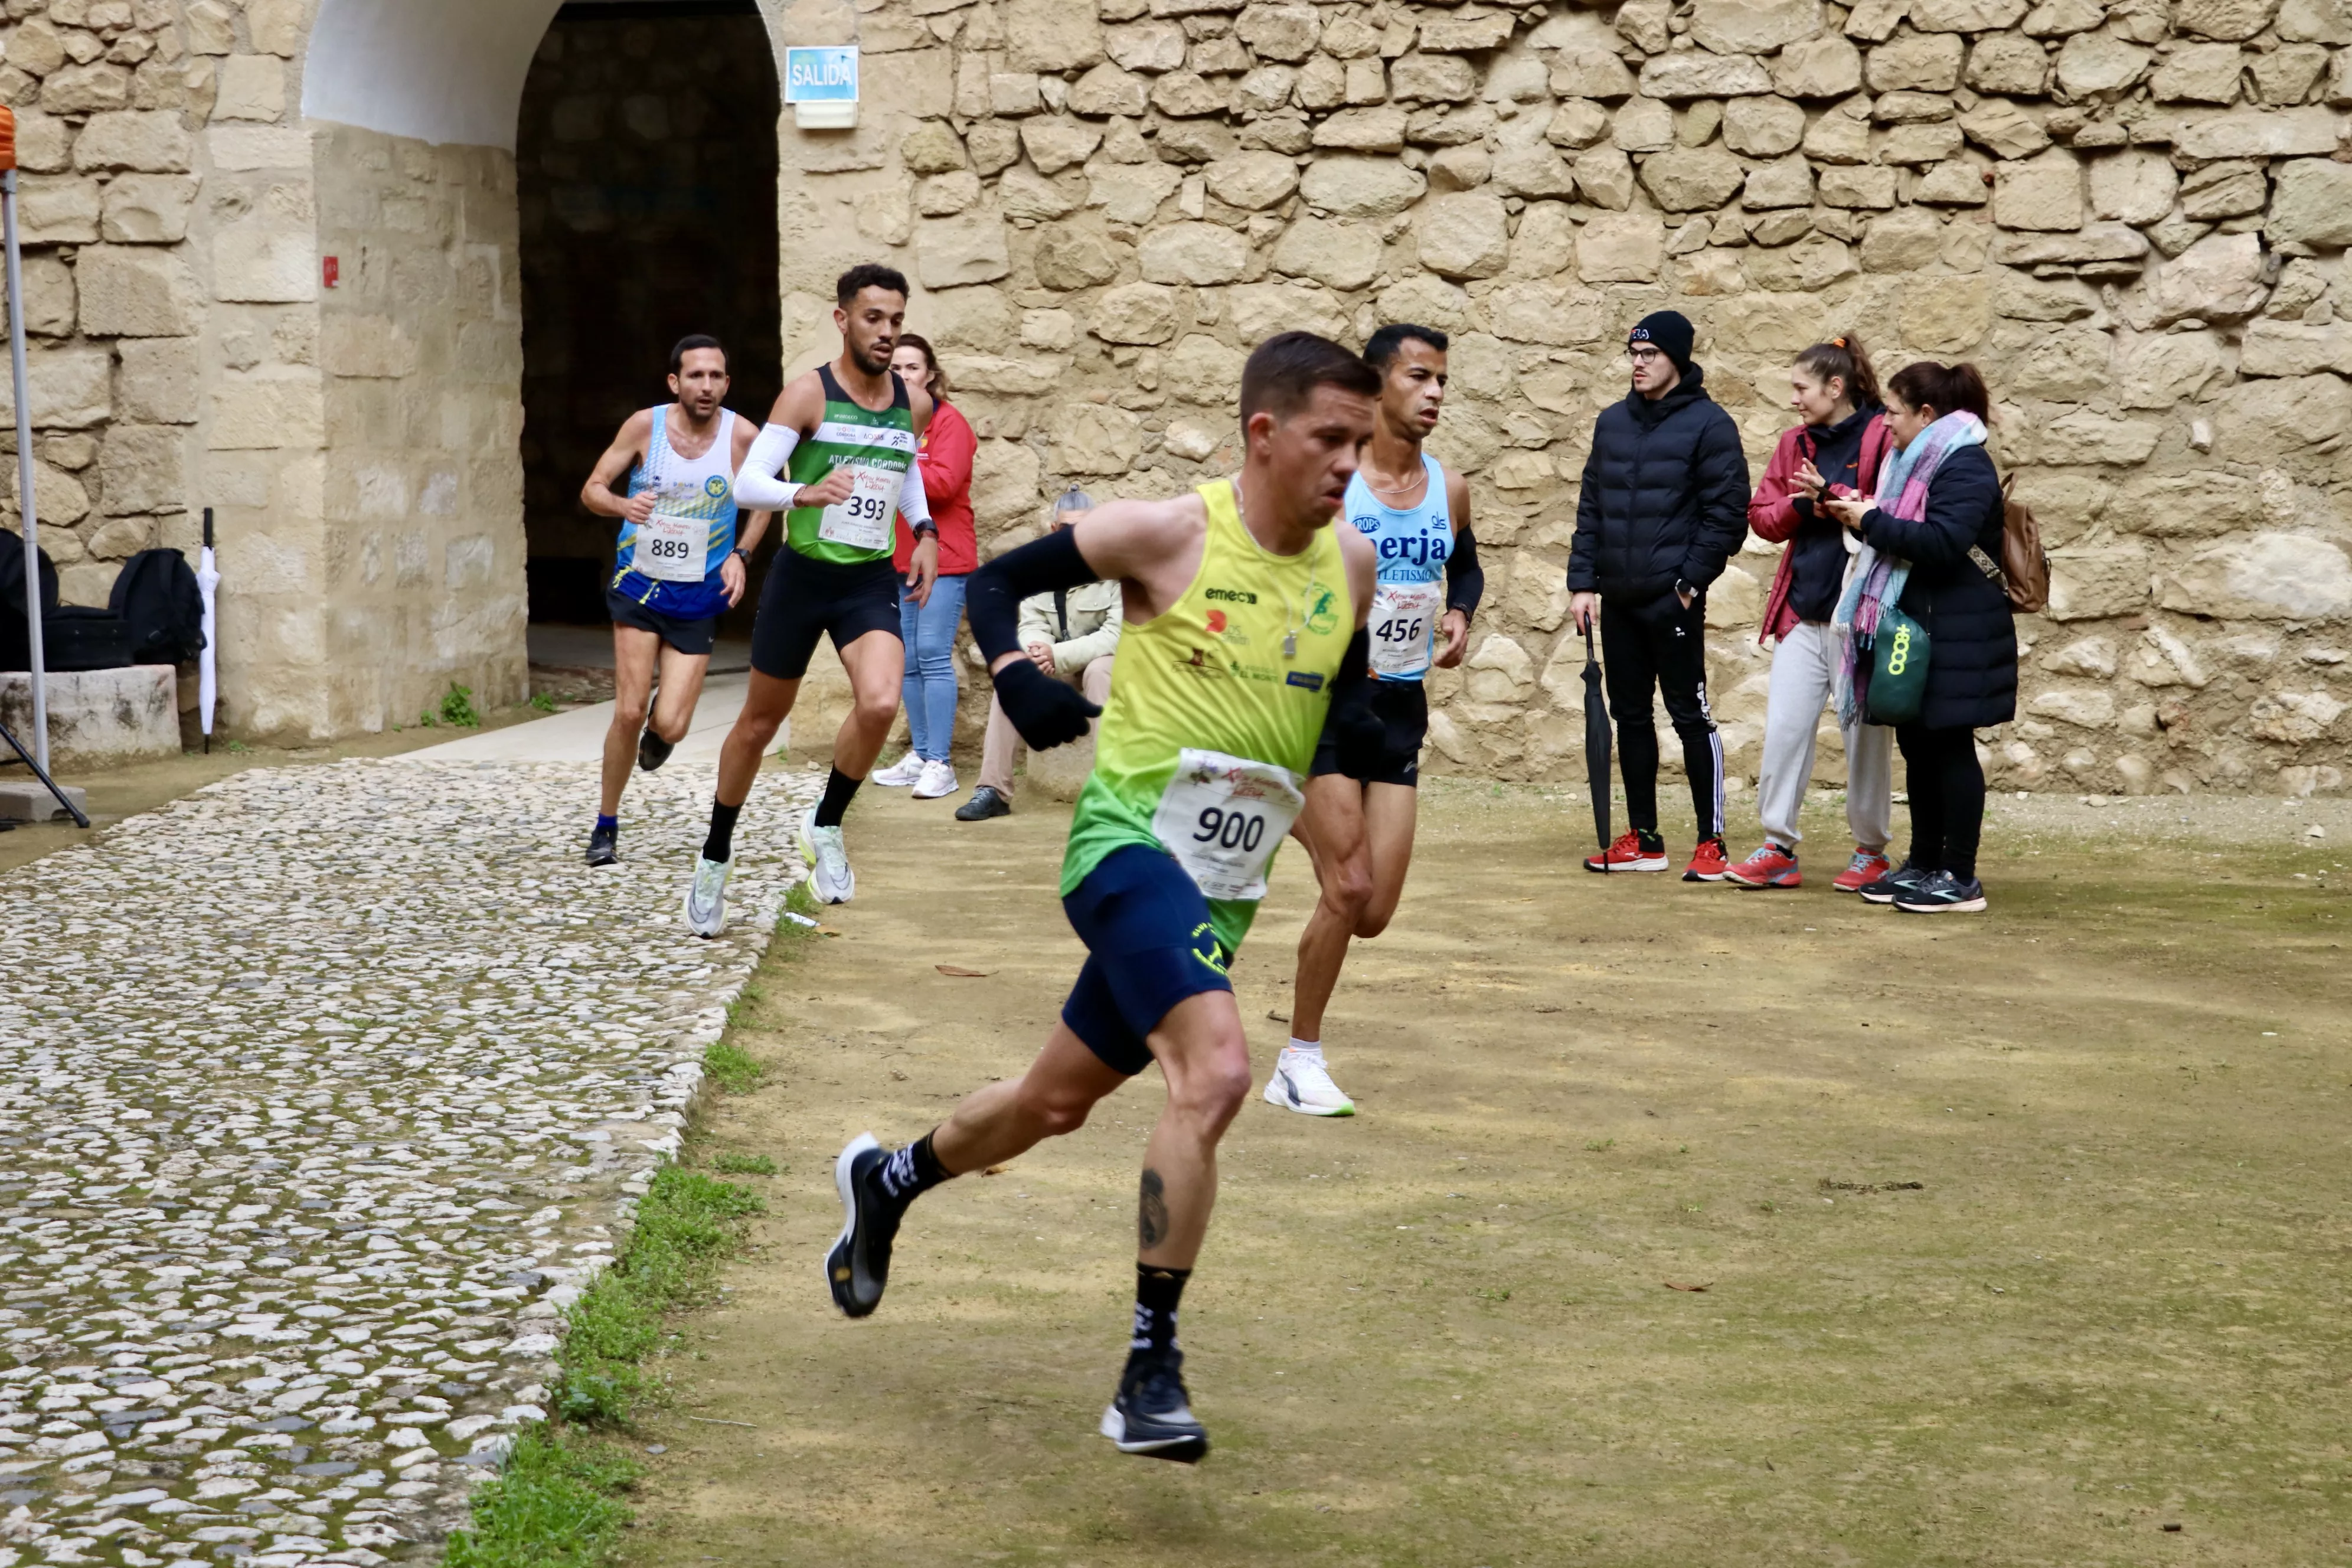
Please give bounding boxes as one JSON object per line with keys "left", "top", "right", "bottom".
{"left": 1149, "top": 748, "right": 1304, "bottom": 902}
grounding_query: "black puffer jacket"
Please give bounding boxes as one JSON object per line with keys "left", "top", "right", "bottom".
{"left": 1860, "top": 442, "right": 2017, "bottom": 731}
{"left": 1567, "top": 364, "right": 1752, "bottom": 602}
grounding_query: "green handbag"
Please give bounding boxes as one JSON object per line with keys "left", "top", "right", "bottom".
{"left": 1866, "top": 604, "right": 1930, "bottom": 726}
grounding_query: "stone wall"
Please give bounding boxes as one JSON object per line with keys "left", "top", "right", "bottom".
{"left": 772, "top": 0, "right": 2352, "bottom": 797}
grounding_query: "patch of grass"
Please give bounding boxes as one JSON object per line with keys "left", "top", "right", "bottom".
{"left": 455, "top": 1162, "right": 763, "bottom": 1564}
{"left": 703, "top": 1038, "right": 763, "bottom": 1095}
{"left": 224, "top": 739, "right": 249, "bottom": 754}
{"left": 439, "top": 682, "right": 481, "bottom": 727}
{"left": 711, "top": 1152, "right": 776, "bottom": 1176}
{"left": 556, "top": 1165, "right": 763, "bottom": 1423}
{"left": 1583, "top": 1138, "right": 1614, "bottom": 1152}
{"left": 444, "top": 1426, "right": 639, "bottom": 1568}
{"left": 529, "top": 691, "right": 560, "bottom": 714}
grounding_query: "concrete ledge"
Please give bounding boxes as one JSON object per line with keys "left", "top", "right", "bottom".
{"left": 0, "top": 667, "right": 181, "bottom": 769}
{"left": 0, "top": 780, "right": 87, "bottom": 822}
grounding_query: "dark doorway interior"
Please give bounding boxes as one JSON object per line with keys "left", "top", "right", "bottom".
{"left": 516, "top": 0, "right": 782, "bottom": 642}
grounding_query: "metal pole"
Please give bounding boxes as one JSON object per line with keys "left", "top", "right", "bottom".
{"left": 3, "top": 168, "right": 45, "bottom": 776}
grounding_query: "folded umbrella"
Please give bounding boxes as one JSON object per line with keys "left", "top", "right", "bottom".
{"left": 197, "top": 508, "right": 218, "bottom": 752}
{"left": 1582, "top": 622, "right": 1611, "bottom": 864}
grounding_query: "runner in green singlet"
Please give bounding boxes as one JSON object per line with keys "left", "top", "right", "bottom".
{"left": 682, "top": 264, "right": 935, "bottom": 935}
{"left": 819, "top": 333, "right": 1384, "bottom": 1464}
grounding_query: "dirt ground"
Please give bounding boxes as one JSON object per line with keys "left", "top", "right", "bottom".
{"left": 619, "top": 778, "right": 2351, "bottom": 1568}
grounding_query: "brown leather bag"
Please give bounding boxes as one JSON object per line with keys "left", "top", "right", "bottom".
{"left": 1971, "top": 476, "right": 2049, "bottom": 614}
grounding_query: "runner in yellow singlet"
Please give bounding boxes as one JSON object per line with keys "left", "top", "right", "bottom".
{"left": 820, "top": 334, "right": 1383, "bottom": 1464}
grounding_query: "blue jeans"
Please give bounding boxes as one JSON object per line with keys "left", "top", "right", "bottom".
{"left": 899, "top": 573, "right": 968, "bottom": 762}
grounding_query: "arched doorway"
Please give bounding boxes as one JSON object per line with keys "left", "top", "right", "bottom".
{"left": 514, "top": 0, "right": 783, "bottom": 651}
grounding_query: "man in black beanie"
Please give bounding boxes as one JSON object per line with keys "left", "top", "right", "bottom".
{"left": 1567, "top": 309, "right": 1751, "bottom": 880}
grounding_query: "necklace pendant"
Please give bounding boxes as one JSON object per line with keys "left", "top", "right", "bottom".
{"left": 1282, "top": 631, "right": 1298, "bottom": 659}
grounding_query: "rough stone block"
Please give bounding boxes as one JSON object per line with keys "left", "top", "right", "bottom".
{"left": 117, "top": 338, "right": 198, "bottom": 424}
{"left": 1270, "top": 215, "right": 1382, "bottom": 289}
{"left": 1992, "top": 149, "right": 2083, "bottom": 230}
{"left": 211, "top": 54, "right": 285, "bottom": 122}
{"left": 1775, "top": 33, "right": 1864, "bottom": 96}
{"left": 1900, "top": 273, "right": 1991, "bottom": 349}
{"left": 18, "top": 174, "right": 100, "bottom": 244}
{"left": 1048, "top": 400, "right": 1143, "bottom": 474}
{"left": 96, "top": 424, "right": 185, "bottom": 514}
{"left": 1641, "top": 145, "right": 1747, "bottom": 210}
{"left": 1020, "top": 118, "right": 1102, "bottom": 175}
{"left": 98, "top": 172, "right": 199, "bottom": 242}
{"left": 2174, "top": 0, "right": 2283, "bottom": 39}
{"left": 1744, "top": 152, "right": 1815, "bottom": 207}
{"left": 1139, "top": 221, "right": 1249, "bottom": 284}
{"left": 1860, "top": 205, "right": 1944, "bottom": 269}
{"left": 1299, "top": 155, "right": 1426, "bottom": 216}
{"left": 1033, "top": 224, "right": 1124, "bottom": 289}
{"left": 1313, "top": 105, "right": 1409, "bottom": 152}
{"left": 2149, "top": 230, "right": 2268, "bottom": 324}
{"left": 1992, "top": 220, "right": 2149, "bottom": 263}
{"left": 1088, "top": 282, "right": 1182, "bottom": 344}
{"left": 40, "top": 61, "right": 130, "bottom": 115}
{"left": 0, "top": 667, "right": 178, "bottom": 769}
{"left": 2152, "top": 41, "right": 2245, "bottom": 101}
{"left": 2266, "top": 157, "right": 2352, "bottom": 247}
{"left": 213, "top": 230, "right": 318, "bottom": 303}
{"left": 1390, "top": 53, "right": 1480, "bottom": 103}
{"left": 0, "top": 347, "right": 112, "bottom": 430}
{"left": 1226, "top": 281, "right": 1350, "bottom": 342}
{"left": 1966, "top": 31, "right": 2051, "bottom": 93}
{"left": 2054, "top": 31, "right": 2151, "bottom": 96}
{"left": 1377, "top": 273, "right": 1470, "bottom": 332}
{"left": 1414, "top": 191, "right": 1511, "bottom": 279}
{"left": 916, "top": 215, "right": 1011, "bottom": 288}
{"left": 205, "top": 125, "right": 311, "bottom": 171}
{"left": 1639, "top": 51, "right": 1775, "bottom": 99}
{"left": 1237, "top": 2, "right": 1321, "bottom": 60}
{"left": 1491, "top": 142, "right": 1578, "bottom": 198}
{"left": 2086, "top": 148, "right": 2178, "bottom": 223}
{"left": 1007, "top": 0, "right": 1107, "bottom": 72}
{"left": 2173, "top": 105, "right": 2337, "bottom": 158}
{"left": 2159, "top": 531, "right": 2352, "bottom": 619}
{"left": 1572, "top": 145, "right": 1636, "bottom": 208}
{"left": 76, "top": 245, "right": 198, "bottom": 337}
{"left": 1915, "top": 158, "right": 1994, "bottom": 203}
{"left": 1106, "top": 19, "right": 1189, "bottom": 71}
{"left": 1883, "top": 121, "right": 1966, "bottom": 164}
{"left": 2118, "top": 332, "right": 2226, "bottom": 407}
{"left": 1818, "top": 163, "right": 1899, "bottom": 207}
{"left": 1691, "top": 0, "right": 1825, "bottom": 53}
{"left": 1912, "top": 0, "right": 2030, "bottom": 27}
{"left": 1959, "top": 98, "right": 2050, "bottom": 158}
{"left": 1723, "top": 94, "right": 1806, "bottom": 155}
{"left": 1868, "top": 31, "right": 1966, "bottom": 92}
{"left": 70, "top": 109, "right": 191, "bottom": 172}
{"left": 1577, "top": 210, "right": 1667, "bottom": 280}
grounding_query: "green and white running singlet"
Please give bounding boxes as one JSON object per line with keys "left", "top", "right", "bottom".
{"left": 783, "top": 365, "right": 917, "bottom": 564}
{"left": 1061, "top": 478, "right": 1354, "bottom": 955}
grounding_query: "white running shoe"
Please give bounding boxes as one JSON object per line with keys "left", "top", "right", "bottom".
{"left": 871, "top": 754, "right": 925, "bottom": 788}
{"left": 1263, "top": 1048, "right": 1355, "bottom": 1117}
{"left": 800, "top": 805, "right": 856, "bottom": 904}
{"left": 912, "top": 759, "right": 959, "bottom": 800}
{"left": 684, "top": 855, "right": 731, "bottom": 938}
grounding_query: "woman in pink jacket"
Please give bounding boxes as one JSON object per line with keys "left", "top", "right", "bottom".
{"left": 1723, "top": 335, "right": 1897, "bottom": 893}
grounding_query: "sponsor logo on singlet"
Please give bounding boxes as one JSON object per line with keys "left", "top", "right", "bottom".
{"left": 1204, "top": 587, "right": 1259, "bottom": 604}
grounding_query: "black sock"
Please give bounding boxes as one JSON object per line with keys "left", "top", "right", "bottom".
{"left": 877, "top": 1131, "right": 953, "bottom": 1204}
{"left": 702, "top": 800, "right": 741, "bottom": 864}
{"left": 813, "top": 766, "right": 861, "bottom": 828}
{"left": 1131, "top": 1263, "right": 1191, "bottom": 1357}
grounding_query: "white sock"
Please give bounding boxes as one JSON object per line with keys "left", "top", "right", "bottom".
{"left": 1286, "top": 1036, "right": 1323, "bottom": 1061}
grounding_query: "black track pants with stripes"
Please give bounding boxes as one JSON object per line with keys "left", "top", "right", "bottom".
{"left": 1599, "top": 588, "right": 1726, "bottom": 842}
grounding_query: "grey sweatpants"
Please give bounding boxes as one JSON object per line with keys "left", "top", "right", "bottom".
{"left": 1757, "top": 619, "right": 1893, "bottom": 852}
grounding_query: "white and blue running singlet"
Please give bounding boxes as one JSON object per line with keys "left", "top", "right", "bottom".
{"left": 613, "top": 406, "right": 739, "bottom": 620}
{"left": 1344, "top": 453, "right": 1452, "bottom": 682}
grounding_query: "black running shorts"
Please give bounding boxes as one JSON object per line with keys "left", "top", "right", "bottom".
{"left": 607, "top": 587, "right": 717, "bottom": 657}
{"left": 749, "top": 550, "right": 903, "bottom": 680}
{"left": 1311, "top": 678, "right": 1427, "bottom": 788}
{"left": 1060, "top": 844, "right": 1234, "bottom": 1077}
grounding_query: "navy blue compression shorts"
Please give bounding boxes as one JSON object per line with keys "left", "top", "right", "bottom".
{"left": 1060, "top": 843, "right": 1234, "bottom": 1077}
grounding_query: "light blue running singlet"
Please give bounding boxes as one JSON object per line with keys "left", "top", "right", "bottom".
{"left": 612, "top": 406, "right": 740, "bottom": 620}
{"left": 1343, "top": 453, "right": 1452, "bottom": 682}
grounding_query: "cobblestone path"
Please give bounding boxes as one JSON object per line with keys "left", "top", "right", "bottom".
{"left": 0, "top": 759, "right": 817, "bottom": 1567}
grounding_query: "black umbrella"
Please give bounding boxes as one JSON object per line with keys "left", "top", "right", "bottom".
{"left": 1582, "top": 623, "right": 1611, "bottom": 862}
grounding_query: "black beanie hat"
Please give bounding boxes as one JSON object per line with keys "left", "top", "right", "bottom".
{"left": 1629, "top": 309, "right": 1695, "bottom": 372}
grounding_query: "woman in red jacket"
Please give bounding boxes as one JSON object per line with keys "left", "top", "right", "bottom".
{"left": 1723, "top": 335, "right": 1897, "bottom": 893}
{"left": 872, "top": 333, "right": 979, "bottom": 800}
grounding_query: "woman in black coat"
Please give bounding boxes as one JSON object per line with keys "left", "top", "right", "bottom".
{"left": 1822, "top": 361, "right": 2017, "bottom": 913}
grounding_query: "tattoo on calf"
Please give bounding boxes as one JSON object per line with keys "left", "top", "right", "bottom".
{"left": 1138, "top": 1168, "right": 1168, "bottom": 1250}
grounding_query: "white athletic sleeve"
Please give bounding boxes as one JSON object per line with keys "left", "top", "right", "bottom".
{"left": 897, "top": 457, "right": 933, "bottom": 531}
{"left": 731, "top": 423, "right": 801, "bottom": 511}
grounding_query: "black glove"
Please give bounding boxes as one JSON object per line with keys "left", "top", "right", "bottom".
{"left": 994, "top": 659, "right": 1101, "bottom": 751}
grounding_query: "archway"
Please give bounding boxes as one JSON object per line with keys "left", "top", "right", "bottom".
{"left": 514, "top": 0, "right": 783, "bottom": 643}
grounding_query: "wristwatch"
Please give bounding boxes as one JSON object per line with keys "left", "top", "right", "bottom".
{"left": 730, "top": 547, "right": 750, "bottom": 566}
{"left": 912, "top": 520, "right": 940, "bottom": 541}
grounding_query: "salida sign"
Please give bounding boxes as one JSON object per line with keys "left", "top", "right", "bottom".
{"left": 784, "top": 46, "right": 858, "bottom": 102}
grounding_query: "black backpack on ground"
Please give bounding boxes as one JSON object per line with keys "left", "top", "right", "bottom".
{"left": 109, "top": 548, "right": 207, "bottom": 665}
{"left": 0, "top": 531, "right": 58, "bottom": 674}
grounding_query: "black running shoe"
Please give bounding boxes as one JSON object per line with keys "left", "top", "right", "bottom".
{"left": 637, "top": 726, "right": 675, "bottom": 772}
{"left": 1857, "top": 861, "right": 1930, "bottom": 906}
{"left": 954, "top": 785, "right": 1012, "bottom": 822}
{"left": 1101, "top": 1348, "right": 1208, "bottom": 1463}
{"left": 825, "top": 1133, "right": 902, "bottom": 1318}
{"left": 1893, "top": 868, "right": 1987, "bottom": 913}
{"left": 585, "top": 821, "right": 619, "bottom": 867}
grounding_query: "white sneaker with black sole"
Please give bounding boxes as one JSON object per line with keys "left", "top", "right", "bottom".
{"left": 800, "top": 805, "right": 856, "bottom": 904}
{"left": 683, "top": 855, "right": 730, "bottom": 937}
{"left": 1263, "top": 1047, "right": 1355, "bottom": 1116}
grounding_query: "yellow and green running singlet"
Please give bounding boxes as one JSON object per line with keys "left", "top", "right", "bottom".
{"left": 783, "top": 364, "right": 917, "bottom": 564}
{"left": 1062, "top": 478, "right": 1354, "bottom": 956}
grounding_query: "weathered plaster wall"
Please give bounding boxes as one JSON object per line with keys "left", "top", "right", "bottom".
{"left": 765, "top": 0, "right": 2352, "bottom": 797}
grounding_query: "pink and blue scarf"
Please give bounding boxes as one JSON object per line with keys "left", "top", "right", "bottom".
{"left": 1831, "top": 410, "right": 1987, "bottom": 728}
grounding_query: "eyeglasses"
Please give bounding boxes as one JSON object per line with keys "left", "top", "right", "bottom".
{"left": 1626, "top": 347, "right": 1665, "bottom": 365}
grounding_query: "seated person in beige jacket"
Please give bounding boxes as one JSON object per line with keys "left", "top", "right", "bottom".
{"left": 953, "top": 570, "right": 1121, "bottom": 821}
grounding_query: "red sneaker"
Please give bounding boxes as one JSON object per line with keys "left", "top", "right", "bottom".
{"left": 1683, "top": 836, "right": 1732, "bottom": 883}
{"left": 1832, "top": 848, "right": 1892, "bottom": 894}
{"left": 1584, "top": 830, "right": 1668, "bottom": 873}
{"left": 1723, "top": 842, "right": 1800, "bottom": 888}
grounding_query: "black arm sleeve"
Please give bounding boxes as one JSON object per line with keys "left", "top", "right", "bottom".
{"left": 1445, "top": 525, "right": 1484, "bottom": 620}
{"left": 969, "top": 527, "right": 1100, "bottom": 664}
{"left": 1318, "top": 628, "right": 1386, "bottom": 778}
